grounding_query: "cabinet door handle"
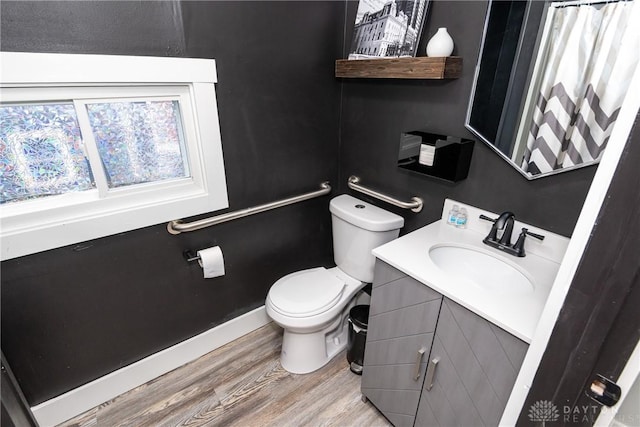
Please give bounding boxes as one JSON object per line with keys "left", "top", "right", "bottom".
{"left": 413, "top": 347, "right": 427, "bottom": 380}
{"left": 425, "top": 357, "right": 440, "bottom": 390}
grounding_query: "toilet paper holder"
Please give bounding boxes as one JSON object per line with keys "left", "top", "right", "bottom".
{"left": 183, "top": 250, "right": 201, "bottom": 263}
{"left": 184, "top": 246, "right": 225, "bottom": 279}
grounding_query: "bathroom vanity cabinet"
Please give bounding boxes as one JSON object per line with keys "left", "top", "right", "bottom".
{"left": 361, "top": 260, "right": 443, "bottom": 426}
{"left": 362, "top": 260, "right": 529, "bottom": 427}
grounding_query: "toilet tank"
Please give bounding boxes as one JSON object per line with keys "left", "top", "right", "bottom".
{"left": 329, "top": 194, "right": 404, "bottom": 283}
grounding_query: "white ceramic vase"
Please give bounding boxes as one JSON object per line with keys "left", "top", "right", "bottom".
{"left": 426, "top": 27, "right": 454, "bottom": 57}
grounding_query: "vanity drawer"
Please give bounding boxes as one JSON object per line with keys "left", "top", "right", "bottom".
{"left": 369, "top": 274, "right": 442, "bottom": 317}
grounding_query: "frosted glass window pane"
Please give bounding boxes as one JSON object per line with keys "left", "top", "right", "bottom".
{"left": 86, "top": 101, "right": 189, "bottom": 188}
{"left": 0, "top": 103, "right": 94, "bottom": 204}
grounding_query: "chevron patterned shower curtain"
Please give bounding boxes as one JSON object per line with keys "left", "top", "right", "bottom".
{"left": 522, "top": 0, "right": 640, "bottom": 175}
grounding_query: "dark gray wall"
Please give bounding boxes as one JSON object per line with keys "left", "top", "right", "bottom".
{"left": 1, "top": 0, "right": 598, "bottom": 410}
{"left": 0, "top": 1, "right": 187, "bottom": 56}
{"left": 1, "top": 0, "right": 344, "bottom": 405}
{"left": 339, "top": 0, "right": 596, "bottom": 236}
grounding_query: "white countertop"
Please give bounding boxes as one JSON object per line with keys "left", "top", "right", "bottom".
{"left": 372, "top": 200, "right": 569, "bottom": 343}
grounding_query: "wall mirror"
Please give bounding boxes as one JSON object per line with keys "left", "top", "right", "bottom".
{"left": 466, "top": 0, "right": 639, "bottom": 180}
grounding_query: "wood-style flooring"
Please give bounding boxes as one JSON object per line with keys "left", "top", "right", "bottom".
{"left": 59, "top": 323, "right": 391, "bottom": 427}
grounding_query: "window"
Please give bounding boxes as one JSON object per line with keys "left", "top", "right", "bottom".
{"left": 1, "top": 102, "right": 94, "bottom": 203}
{"left": 1, "top": 53, "right": 229, "bottom": 259}
{"left": 85, "top": 100, "right": 188, "bottom": 189}
{"left": 1, "top": 95, "right": 190, "bottom": 203}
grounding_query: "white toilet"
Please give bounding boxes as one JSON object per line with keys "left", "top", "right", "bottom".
{"left": 265, "top": 194, "right": 404, "bottom": 374}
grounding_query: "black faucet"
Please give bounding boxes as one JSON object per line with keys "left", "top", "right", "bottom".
{"left": 480, "top": 212, "right": 544, "bottom": 257}
{"left": 481, "top": 211, "right": 514, "bottom": 245}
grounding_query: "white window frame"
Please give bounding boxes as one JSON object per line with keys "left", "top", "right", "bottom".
{"left": 0, "top": 52, "right": 229, "bottom": 260}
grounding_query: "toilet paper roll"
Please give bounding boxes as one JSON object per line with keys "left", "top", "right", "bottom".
{"left": 197, "top": 246, "right": 225, "bottom": 279}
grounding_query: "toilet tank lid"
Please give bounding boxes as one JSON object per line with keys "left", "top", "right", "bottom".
{"left": 330, "top": 194, "right": 404, "bottom": 232}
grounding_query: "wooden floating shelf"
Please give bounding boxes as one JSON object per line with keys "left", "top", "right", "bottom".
{"left": 335, "top": 56, "right": 462, "bottom": 79}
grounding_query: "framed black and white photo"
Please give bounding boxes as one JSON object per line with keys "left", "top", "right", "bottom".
{"left": 348, "top": 0, "right": 430, "bottom": 59}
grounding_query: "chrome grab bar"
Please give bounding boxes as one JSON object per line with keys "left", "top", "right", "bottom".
{"left": 347, "top": 176, "right": 423, "bottom": 213}
{"left": 167, "top": 181, "right": 332, "bottom": 234}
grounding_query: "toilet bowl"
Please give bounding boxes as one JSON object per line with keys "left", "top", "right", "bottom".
{"left": 265, "top": 194, "right": 404, "bottom": 374}
{"left": 266, "top": 266, "right": 364, "bottom": 374}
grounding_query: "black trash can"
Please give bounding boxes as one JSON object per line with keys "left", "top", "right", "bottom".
{"left": 347, "top": 304, "right": 370, "bottom": 375}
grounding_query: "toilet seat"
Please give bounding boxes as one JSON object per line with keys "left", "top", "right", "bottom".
{"left": 268, "top": 267, "right": 346, "bottom": 318}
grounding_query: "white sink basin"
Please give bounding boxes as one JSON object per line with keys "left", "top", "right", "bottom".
{"left": 429, "top": 244, "right": 534, "bottom": 293}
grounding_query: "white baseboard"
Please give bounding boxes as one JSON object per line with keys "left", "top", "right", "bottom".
{"left": 31, "top": 306, "right": 271, "bottom": 427}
